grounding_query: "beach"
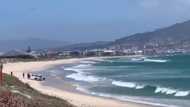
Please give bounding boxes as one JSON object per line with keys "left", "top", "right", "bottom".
{"left": 2, "top": 57, "right": 154, "bottom": 107}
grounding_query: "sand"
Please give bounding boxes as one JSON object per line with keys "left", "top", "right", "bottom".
{"left": 3, "top": 58, "right": 154, "bottom": 107}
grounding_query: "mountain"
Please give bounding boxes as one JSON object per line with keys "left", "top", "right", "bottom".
{"left": 111, "top": 20, "right": 190, "bottom": 49}
{"left": 55, "top": 20, "right": 190, "bottom": 51}
{"left": 5, "top": 20, "right": 190, "bottom": 52}
{"left": 0, "top": 38, "right": 71, "bottom": 52}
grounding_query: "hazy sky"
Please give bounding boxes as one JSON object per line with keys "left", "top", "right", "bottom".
{"left": 1, "top": 0, "right": 190, "bottom": 43}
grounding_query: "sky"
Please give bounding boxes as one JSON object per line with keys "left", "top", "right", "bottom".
{"left": 1, "top": 0, "right": 190, "bottom": 43}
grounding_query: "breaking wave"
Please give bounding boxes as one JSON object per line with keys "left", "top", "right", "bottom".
{"left": 74, "top": 84, "right": 180, "bottom": 107}
{"left": 74, "top": 85, "right": 173, "bottom": 107}
{"left": 129, "top": 57, "right": 168, "bottom": 63}
{"left": 112, "top": 81, "right": 145, "bottom": 89}
{"left": 144, "top": 58, "right": 168, "bottom": 63}
{"left": 155, "top": 87, "right": 189, "bottom": 97}
{"left": 65, "top": 67, "right": 100, "bottom": 82}
{"left": 112, "top": 80, "right": 189, "bottom": 97}
{"left": 73, "top": 64, "right": 92, "bottom": 68}
{"left": 90, "top": 92, "right": 173, "bottom": 107}
{"left": 65, "top": 64, "right": 105, "bottom": 82}
{"left": 80, "top": 60, "right": 97, "bottom": 64}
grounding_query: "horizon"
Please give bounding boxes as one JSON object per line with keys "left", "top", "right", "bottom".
{"left": 1, "top": 0, "right": 190, "bottom": 43}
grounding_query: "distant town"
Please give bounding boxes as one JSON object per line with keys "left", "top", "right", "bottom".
{"left": 0, "top": 44, "right": 187, "bottom": 63}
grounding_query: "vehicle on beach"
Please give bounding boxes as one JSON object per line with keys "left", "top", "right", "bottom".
{"left": 30, "top": 74, "right": 46, "bottom": 81}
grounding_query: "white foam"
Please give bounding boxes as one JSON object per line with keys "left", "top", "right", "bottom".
{"left": 155, "top": 86, "right": 189, "bottom": 97}
{"left": 73, "top": 81, "right": 178, "bottom": 107}
{"left": 131, "top": 57, "right": 168, "bottom": 63}
{"left": 75, "top": 85, "right": 90, "bottom": 93}
{"left": 80, "top": 60, "right": 97, "bottom": 64}
{"left": 90, "top": 92, "right": 173, "bottom": 107}
{"left": 66, "top": 73, "right": 100, "bottom": 82}
{"left": 155, "top": 87, "right": 177, "bottom": 95}
{"left": 74, "top": 64, "right": 92, "bottom": 68}
{"left": 131, "top": 57, "right": 145, "bottom": 62}
{"left": 144, "top": 58, "right": 168, "bottom": 63}
{"left": 65, "top": 66, "right": 101, "bottom": 82}
{"left": 62, "top": 64, "right": 91, "bottom": 70}
{"left": 64, "top": 68, "right": 82, "bottom": 73}
{"left": 175, "top": 91, "right": 189, "bottom": 97}
{"left": 74, "top": 85, "right": 177, "bottom": 107}
{"left": 91, "top": 58, "right": 105, "bottom": 62}
{"left": 112, "top": 81, "right": 145, "bottom": 89}
{"left": 112, "top": 81, "right": 189, "bottom": 97}
{"left": 136, "top": 85, "right": 145, "bottom": 89}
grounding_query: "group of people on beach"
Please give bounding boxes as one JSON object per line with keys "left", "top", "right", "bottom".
{"left": 22, "top": 73, "right": 31, "bottom": 79}
{"left": 23, "top": 72, "right": 46, "bottom": 81}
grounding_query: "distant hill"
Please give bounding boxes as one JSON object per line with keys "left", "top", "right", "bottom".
{"left": 111, "top": 20, "right": 190, "bottom": 49}
{"left": 0, "top": 38, "right": 71, "bottom": 52}
{"left": 4, "top": 20, "right": 190, "bottom": 52}
{"left": 54, "top": 20, "right": 190, "bottom": 51}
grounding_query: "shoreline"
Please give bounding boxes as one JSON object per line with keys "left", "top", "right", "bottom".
{"left": 3, "top": 56, "right": 158, "bottom": 107}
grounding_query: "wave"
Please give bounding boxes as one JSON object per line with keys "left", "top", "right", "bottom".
{"left": 90, "top": 92, "right": 173, "bottom": 107}
{"left": 80, "top": 60, "right": 97, "bottom": 64}
{"left": 74, "top": 85, "right": 90, "bottom": 93}
{"left": 130, "top": 57, "right": 168, "bottom": 63}
{"left": 65, "top": 63, "right": 107, "bottom": 82}
{"left": 144, "top": 58, "right": 168, "bottom": 63}
{"left": 175, "top": 91, "right": 190, "bottom": 97}
{"left": 112, "top": 81, "right": 145, "bottom": 89}
{"left": 66, "top": 72, "right": 100, "bottom": 82}
{"left": 155, "top": 87, "right": 190, "bottom": 97}
{"left": 112, "top": 81, "right": 189, "bottom": 97}
{"left": 73, "top": 64, "right": 92, "bottom": 68}
{"left": 65, "top": 67, "right": 101, "bottom": 82}
{"left": 74, "top": 85, "right": 173, "bottom": 107}
{"left": 64, "top": 68, "right": 82, "bottom": 73}
{"left": 155, "top": 87, "right": 177, "bottom": 95}
{"left": 91, "top": 58, "right": 105, "bottom": 62}
{"left": 131, "top": 57, "right": 146, "bottom": 62}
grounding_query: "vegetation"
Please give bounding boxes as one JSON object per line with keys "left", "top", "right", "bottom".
{"left": 0, "top": 73, "right": 74, "bottom": 107}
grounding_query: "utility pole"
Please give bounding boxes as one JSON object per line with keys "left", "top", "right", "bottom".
{"left": 26, "top": 46, "right": 32, "bottom": 53}
{"left": 0, "top": 62, "right": 3, "bottom": 86}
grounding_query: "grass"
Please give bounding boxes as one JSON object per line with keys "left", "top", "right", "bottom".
{"left": 0, "top": 73, "right": 75, "bottom": 107}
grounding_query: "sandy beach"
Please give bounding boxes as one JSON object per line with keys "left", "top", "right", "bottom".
{"left": 3, "top": 58, "right": 154, "bottom": 107}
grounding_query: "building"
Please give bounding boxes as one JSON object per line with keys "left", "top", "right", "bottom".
{"left": 0, "top": 50, "right": 35, "bottom": 63}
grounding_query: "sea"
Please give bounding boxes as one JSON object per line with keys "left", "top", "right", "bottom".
{"left": 42, "top": 54, "right": 190, "bottom": 107}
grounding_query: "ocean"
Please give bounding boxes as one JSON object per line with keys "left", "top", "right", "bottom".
{"left": 43, "top": 55, "right": 190, "bottom": 107}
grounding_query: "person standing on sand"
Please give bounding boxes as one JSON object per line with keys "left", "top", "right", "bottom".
{"left": 27, "top": 73, "right": 31, "bottom": 79}
{"left": 23, "top": 73, "right": 25, "bottom": 78}
{"left": 0, "top": 62, "right": 3, "bottom": 85}
{"left": 11, "top": 72, "right": 13, "bottom": 76}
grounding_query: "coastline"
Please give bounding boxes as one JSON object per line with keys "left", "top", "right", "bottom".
{"left": 3, "top": 57, "right": 156, "bottom": 107}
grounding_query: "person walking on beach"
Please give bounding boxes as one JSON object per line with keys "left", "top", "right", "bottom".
{"left": 11, "top": 72, "right": 13, "bottom": 76}
{"left": 23, "top": 73, "right": 25, "bottom": 78}
{"left": 0, "top": 62, "right": 3, "bottom": 85}
{"left": 27, "top": 73, "right": 31, "bottom": 79}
